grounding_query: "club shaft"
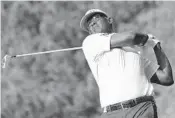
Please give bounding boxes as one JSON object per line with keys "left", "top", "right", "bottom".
{"left": 12, "top": 47, "right": 82, "bottom": 58}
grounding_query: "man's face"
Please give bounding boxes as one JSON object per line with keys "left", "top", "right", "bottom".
{"left": 87, "top": 14, "right": 112, "bottom": 34}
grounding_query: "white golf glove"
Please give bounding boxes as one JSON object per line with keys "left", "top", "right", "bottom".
{"left": 145, "top": 34, "right": 160, "bottom": 48}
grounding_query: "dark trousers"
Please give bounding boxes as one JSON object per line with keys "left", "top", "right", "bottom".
{"left": 101, "top": 101, "right": 158, "bottom": 118}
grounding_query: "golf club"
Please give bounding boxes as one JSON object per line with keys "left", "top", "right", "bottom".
{"left": 2, "top": 46, "right": 82, "bottom": 68}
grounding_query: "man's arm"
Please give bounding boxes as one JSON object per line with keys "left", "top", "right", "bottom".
{"left": 150, "top": 43, "right": 174, "bottom": 86}
{"left": 110, "top": 32, "right": 149, "bottom": 49}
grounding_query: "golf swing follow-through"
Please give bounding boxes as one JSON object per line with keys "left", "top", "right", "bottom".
{"left": 80, "top": 9, "right": 173, "bottom": 118}
{"left": 1, "top": 9, "right": 174, "bottom": 118}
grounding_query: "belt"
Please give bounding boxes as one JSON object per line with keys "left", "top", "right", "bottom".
{"left": 104, "top": 96, "right": 154, "bottom": 113}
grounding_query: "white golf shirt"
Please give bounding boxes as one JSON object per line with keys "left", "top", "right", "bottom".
{"left": 82, "top": 33, "right": 159, "bottom": 108}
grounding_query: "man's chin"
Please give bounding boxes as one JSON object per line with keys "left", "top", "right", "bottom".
{"left": 94, "top": 29, "right": 102, "bottom": 34}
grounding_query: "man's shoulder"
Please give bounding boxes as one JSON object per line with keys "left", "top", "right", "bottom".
{"left": 82, "top": 33, "right": 116, "bottom": 46}
{"left": 83, "top": 33, "right": 100, "bottom": 45}
{"left": 85, "top": 33, "right": 115, "bottom": 40}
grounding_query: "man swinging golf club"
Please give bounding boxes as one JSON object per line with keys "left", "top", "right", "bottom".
{"left": 80, "top": 9, "right": 173, "bottom": 118}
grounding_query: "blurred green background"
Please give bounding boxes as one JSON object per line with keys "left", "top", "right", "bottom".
{"left": 1, "top": 1, "right": 175, "bottom": 118}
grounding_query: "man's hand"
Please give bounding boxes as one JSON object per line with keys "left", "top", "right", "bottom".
{"left": 145, "top": 34, "right": 160, "bottom": 48}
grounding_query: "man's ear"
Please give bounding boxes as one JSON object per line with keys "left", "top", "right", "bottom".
{"left": 107, "top": 17, "right": 113, "bottom": 24}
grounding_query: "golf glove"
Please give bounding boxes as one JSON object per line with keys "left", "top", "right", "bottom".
{"left": 145, "top": 34, "right": 160, "bottom": 48}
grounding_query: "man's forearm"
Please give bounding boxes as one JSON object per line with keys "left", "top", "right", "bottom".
{"left": 110, "top": 32, "right": 148, "bottom": 49}
{"left": 153, "top": 43, "right": 173, "bottom": 85}
{"left": 154, "top": 43, "right": 171, "bottom": 71}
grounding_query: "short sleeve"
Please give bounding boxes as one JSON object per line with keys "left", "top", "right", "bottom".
{"left": 143, "top": 58, "right": 160, "bottom": 80}
{"left": 82, "top": 33, "right": 114, "bottom": 60}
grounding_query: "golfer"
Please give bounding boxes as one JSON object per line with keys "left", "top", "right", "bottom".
{"left": 80, "top": 9, "right": 173, "bottom": 118}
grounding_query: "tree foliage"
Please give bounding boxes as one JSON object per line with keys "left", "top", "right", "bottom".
{"left": 1, "top": 1, "right": 175, "bottom": 118}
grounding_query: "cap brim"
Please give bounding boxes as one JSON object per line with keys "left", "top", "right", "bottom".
{"left": 80, "top": 12, "right": 107, "bottom": 32}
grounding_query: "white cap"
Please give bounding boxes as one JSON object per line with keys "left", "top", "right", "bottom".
{"left": 80, "top": 9, "right": 108, "bottom": 32}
